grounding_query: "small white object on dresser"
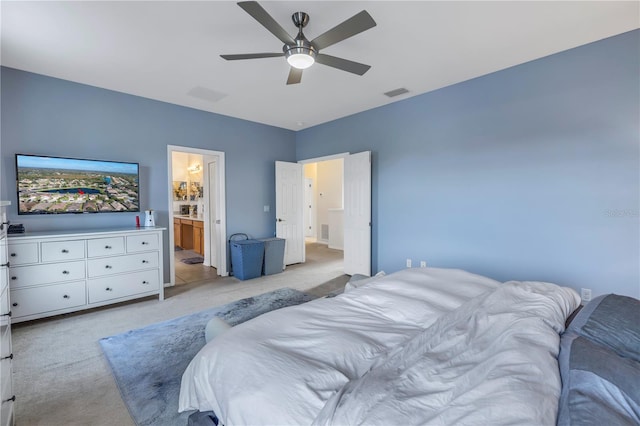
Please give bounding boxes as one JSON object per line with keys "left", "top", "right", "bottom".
{"left": 0, "top": 201, "right": 15, "bottom": 426}
{"left": 7, "top": 227, "right": 165, "bottom": 323}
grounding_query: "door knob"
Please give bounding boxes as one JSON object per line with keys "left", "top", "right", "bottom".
{"left": 277, "top": 218, "right": 285, "bottom": 222}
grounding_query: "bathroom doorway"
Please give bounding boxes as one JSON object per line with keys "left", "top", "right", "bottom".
{"left": 167, "top": 146, "right": 227, "bottom": 286}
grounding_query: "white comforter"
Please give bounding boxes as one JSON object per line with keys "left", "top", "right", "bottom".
{"left": 179, "top": 268, "right": 579, "bottom": 425}
{"left": 313, "top": 280, "right": 580, "bottom": 426}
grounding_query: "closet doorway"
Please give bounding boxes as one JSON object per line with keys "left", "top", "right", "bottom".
{"left": 167, "top": 146, "right": 227, "bottom": 286}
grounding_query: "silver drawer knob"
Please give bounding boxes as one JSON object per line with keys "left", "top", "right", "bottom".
{"left": 105, "top": 265, "right": 112, "bottom": 269}
{"left": 141, "top": 242, "right": 149, "bottom": 245}
{"left": 142, "top": 260, "right": 148, "bottom": 264}
{"left": 63, "top": 294, "right": 70, "bottom": 299}
{"left": 62, "top": 270, "right": 69, "bottom": 275}
{"left": 61, "top": 249, "right": 69, "bottom": 253}
{"left": 105, "top": 245, "right": 112, "bottom": 249}
{"left": 142, "top": 280, "right": 149, "bottom": 285}
{"left": 10, "top": 253, "right": 16, "bottom": 257}
{"left": 105, "top": 287, "right": 113, "bottom": 291}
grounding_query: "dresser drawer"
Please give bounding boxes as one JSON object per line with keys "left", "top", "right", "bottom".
{"left": 126, "top": 234, "right": 159, "bottom": 253}
{"left": 9, "top": 261, "right": 86, "bottom": 289}
{"left": 87, "top": 237, "right": 125, "bottom": 258}
{"left": 41, "top": 240, "right": 85, "bottom": 262}
{"left": 0, "top": 316, "right": 10, "bottom": 358}
{"left": 88, "top": 270, "right": 159, "bottom": 304}
{"left": 0, "top": 380, "right": 13, "bottom": 426}
{"left": 0, "top": 282, "right": 8, "bottom": 318}
{"left": 0, "top": 285, "right": 9, "bottom": 331}
{"left": 1, "top": 349, "right": 13, "bottom": 406}
{"left": 0, "top": 239, "right": 6, "bottom": 267}
{"left": 0, "top": 262, "right": 7, "bottom": 296}
{"left": 7, "top": 242, "right": 39, "bottom": 265}
{"left": 10, "top": 281, "right": 86, "bottom": 318}
{"left": 87, "top": 252, "right": 158, "bottom": 278}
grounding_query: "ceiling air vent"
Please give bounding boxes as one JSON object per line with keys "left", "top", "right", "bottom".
{"left": 187, "top": 86, "right": 227, "bottom": 103}
{"left": 384, "top": 88, "right": 409, "bottom": 98}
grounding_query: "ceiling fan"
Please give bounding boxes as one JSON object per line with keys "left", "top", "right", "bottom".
{"left": 221, "top": 1, "right": 377, "bottom": 85}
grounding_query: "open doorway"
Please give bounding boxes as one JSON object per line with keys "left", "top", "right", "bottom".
{"left": 302, "top": 159, "right": 345, "bottom": 266}
{"left": 167, "top": 146, "right": 227, "bottom": 286}
{"left": 278, "top": 151, "right": 370, "bottom": 277}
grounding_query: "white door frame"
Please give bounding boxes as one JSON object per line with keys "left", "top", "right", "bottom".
{"left": 167, "top": 145, "right": 228, "bottom": 285}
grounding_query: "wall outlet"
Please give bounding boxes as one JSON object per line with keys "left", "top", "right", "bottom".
{"left": 580, "top": 288, "right": 592, "bottom": 303}
{"left": 406, "top": 259, "right": 412, "bottom": 268}
{"left": 420, "top": 261, "right": 427, "bottom": 268}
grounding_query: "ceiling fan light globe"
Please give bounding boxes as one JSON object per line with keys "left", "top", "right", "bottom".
{"left": 287, "top": 53, "right": 315, "bottom": 69}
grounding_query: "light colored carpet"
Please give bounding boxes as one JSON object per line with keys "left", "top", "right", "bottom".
{"left": 11, "top": 243, "right": 346, "bottom": 426}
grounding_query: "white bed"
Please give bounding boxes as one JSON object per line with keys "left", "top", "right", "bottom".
{"left": 179, "top": 267, "right": 580, "bottom": 425}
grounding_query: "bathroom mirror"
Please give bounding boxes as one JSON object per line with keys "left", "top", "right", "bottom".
{"left": 173, "top": 181, "right": 188, "bottom": 201}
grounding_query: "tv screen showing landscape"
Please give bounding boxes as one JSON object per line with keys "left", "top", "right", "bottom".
{"left": 16, "top": 154, "right": 140, "bottom": 215}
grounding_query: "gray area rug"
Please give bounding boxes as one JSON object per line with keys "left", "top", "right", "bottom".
{"left": 181, "top": 256, "right": 204, "bottom": 264}
{"left": 99, "top": 288, "right": 314, "bottom": 426}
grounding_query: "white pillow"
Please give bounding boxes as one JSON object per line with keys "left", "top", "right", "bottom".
{"left": 204, "top": 317, "right": 232, "bottom": 343}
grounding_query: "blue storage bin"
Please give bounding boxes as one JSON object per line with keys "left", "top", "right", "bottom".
{"left": 230, "top": 239, "right": 265, "bottom": 280}
{"left": 259, "top": 237, "right": 285, "bottom": 275}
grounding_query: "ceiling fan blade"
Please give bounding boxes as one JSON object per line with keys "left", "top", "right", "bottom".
{"left": 311, "top": 10, "right": 376, "bottom": 51}
{"left": 315, "top": 54, "right": 371, "bottom": 76}
{"left": 221, "top": 53, "right": 284, "bottom": 60}
{"left": 238, "top": 1, "right": 295, "bottom": 45}
{"left": 286, "top": 67, "right": 303, "bottom": 85}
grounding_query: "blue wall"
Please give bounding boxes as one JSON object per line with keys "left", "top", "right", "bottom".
{"left": 1, "top": 67, "right": 296, "bottom": 281}
{"left": 296, "top": 30, "right": 640, "bottom": 299}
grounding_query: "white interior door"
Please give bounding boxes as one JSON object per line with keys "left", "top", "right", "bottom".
{"left": 304, "top": 178, "right": 315, "bottom": 238}
{"left": 276, "top": 161, "right": 304, "bottom": 265}
{"left": 208, "top": 160, "right": 218, "bottom": 267}
{"left": 344, "top": 151, "right": 371, "bottom": 276}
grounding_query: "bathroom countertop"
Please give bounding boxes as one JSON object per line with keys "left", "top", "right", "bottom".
{"left": 174, "top": 215, "right": 204, "bottom": 222}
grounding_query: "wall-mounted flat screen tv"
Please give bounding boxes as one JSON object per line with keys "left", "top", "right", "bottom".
{"left": 16, "top": 154, "right": 140, "bottom": 215}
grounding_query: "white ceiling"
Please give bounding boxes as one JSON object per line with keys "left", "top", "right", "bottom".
{"left": 2, "top": 1, "right": 638, "bottom": 131}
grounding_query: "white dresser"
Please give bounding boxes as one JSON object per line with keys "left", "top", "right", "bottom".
{"left": 0, "top": 202, "right": 14, "bottom": 426}
{"left": 7, "top": 227, "right": 165, "bottom": 323}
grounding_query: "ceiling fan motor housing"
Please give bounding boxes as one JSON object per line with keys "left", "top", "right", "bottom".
{"left": 283, "top": 12, "right": 317, "bottom": 68}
